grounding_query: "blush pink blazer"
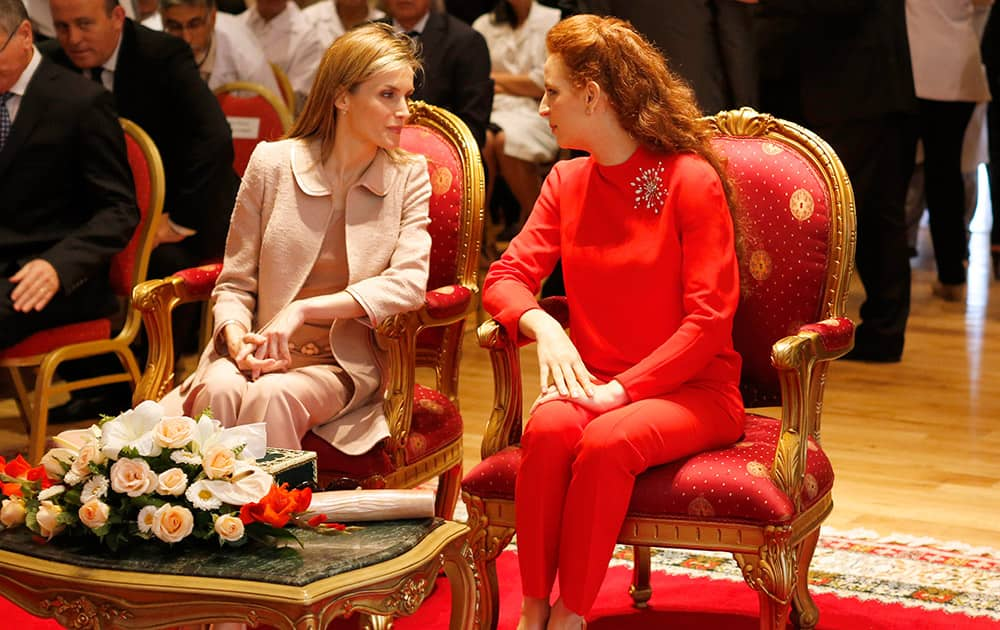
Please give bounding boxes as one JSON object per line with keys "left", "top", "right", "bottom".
{"left": 181, "top": 138, "right": 432, "bottom": 454}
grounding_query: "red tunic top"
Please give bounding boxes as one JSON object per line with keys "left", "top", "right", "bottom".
{"left": 483, "top": 145, "right": 742, "bottom": 404}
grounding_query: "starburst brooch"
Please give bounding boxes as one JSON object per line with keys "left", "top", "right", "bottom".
{"left": 630, "top": 161, "right": 667, "bottom": 213}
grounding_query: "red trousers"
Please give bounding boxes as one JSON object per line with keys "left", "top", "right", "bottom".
{"left": 515, "top": 385, "right": 744, "bottom": 615}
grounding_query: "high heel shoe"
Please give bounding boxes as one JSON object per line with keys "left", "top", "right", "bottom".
{"left": 991, "top": 246, "right": 1000, "bottom": 281}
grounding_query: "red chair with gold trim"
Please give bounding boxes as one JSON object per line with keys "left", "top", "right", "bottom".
{"left": 214, "top": 81, "right": 293, "bottom": 178}
{"left": 133, "top": 101, "right": 484, "bottom": 519}
{"left": 0, "top": 119, "right": 165, "bottom": 464}
{"left": 461, "top": 108, "right": 856, "bottom": 630}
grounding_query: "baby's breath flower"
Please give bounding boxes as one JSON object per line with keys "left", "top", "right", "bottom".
{"left": 170, "top": 450, "right": 202, "bottom": 466}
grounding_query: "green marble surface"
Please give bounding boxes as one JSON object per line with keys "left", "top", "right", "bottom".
{"left": 0, "top": 519, "right": 441, "bottom": 587}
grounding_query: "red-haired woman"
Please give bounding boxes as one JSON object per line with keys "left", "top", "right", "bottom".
{"left": 482, "top": 15, "right": 745, "bottom": 630}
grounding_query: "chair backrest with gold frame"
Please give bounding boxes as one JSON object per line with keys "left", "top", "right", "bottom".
{"left": 268, "top": 62, "right": 297, "bottom": 114}
{"left": 213, "top": 81, "right": 293, "bottom": 177}
{"left": 0, "top": 119, "right": 165, "bottom": 464}
{"left": 134, "top": 101, "right": 484, "bottom": 519}
{"left": 461, "top": 108, "right": 856, "bottom": 630}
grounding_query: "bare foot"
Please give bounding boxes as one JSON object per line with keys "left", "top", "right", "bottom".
{"left": 517, "top": 595, "right": 551, "bottom": 630}
{"left": 546, "top": 598, "right": 585, "bottom": 630}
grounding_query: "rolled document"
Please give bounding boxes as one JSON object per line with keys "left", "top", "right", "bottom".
{"left": 306, "top": 489, "right": 436, "bottom": 522}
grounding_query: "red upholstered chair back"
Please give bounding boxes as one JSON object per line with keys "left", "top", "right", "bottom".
{"left": 711, "top": 111, "right": 854, "bottom": 407}
{"left": 214, "top": 82, "right": 293, "bottom": 177}
{"left": 112, "top": 119, "right": 165, "bottom": 298}
{"left": 400, "top": 102, "right": 484, "bottom": 366}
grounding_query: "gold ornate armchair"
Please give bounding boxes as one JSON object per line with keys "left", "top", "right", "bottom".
{"left": 461, "top": 108, "right": 856, "bottom": 629}
{"left": 133, "top": 101, "right": 484, "bottom": 519}
{"left": 0, "top": 119, "right": 165, "bottom": 464}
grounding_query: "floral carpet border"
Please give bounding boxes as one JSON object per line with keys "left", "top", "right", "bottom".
{"left": 499, "top": 526, "right": 1000, "bottom": 621}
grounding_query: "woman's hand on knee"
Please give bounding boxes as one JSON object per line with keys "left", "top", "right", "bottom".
{"left": 234, "top": 333, "right": 287, "bottom": 380}
{"left": 520, "top": 310, "right": 594, "bottom": 399}
{"left": 529, "top": 379, "right": 629, "bottom": 415}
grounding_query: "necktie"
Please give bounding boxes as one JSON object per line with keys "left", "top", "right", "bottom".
{"left": 406, "top": 30, "right": 421, "bottom": 40}
{"left": 89, "top": 67, "right": 104, "bottom": 85}
{"left": 0, "top": 92, "right": 12, "bottom": 153}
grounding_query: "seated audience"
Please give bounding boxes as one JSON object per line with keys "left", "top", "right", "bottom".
{"left": 473, "top": 0, "right": 559, "bottom": 241}
{"left": 303, "top": 0, "right": 383, "bottom": 47}
{"left": 240, "top": 0, "right": 324, "bottom": 111}
{"left": 24, "top": 0, "right": 134, "bottom": 38}
{"left": 483, "top": 15, "right": 744, "bottom": 629}
{"left": 159, "top": 0, "right": 281, "bottom": 95}
{"left": 1, "top": 0, "right": 138, "bottom": 350}
{"left": 160, "top": 24, "right": 433, "bottom": 453}
{"left": 382, "top": 0, "right": 493, "bottom": 148}
{"left": 42, "top": 0, "right": 240, "bottom": 416}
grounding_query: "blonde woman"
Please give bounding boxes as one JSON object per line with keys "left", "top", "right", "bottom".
{"left": 165, "top": 24, "right": 432, "bottom": 455}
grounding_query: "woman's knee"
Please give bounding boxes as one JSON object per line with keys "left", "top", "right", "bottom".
{"left": 521, "top": 400, "right": 587, "bottom": 454}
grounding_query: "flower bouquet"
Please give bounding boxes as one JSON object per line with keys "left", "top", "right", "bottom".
{"left": 0, "top": 401, "right": 312, "bottom": 550}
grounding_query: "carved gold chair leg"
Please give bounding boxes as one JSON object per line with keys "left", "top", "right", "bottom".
{"left": 735, "top": 527, "right": 797, "bottom": 630}
{"left": 790, "top": 529, "right": 821, "bottom": 629}
{"left": 360, "top": 613, "right": 394, "bottom": 630}
{"left": 435, "top": 464, "right": 462, "bottom": 520}
{"left": 629, "top": 545, "right": 652, "bottom": 608}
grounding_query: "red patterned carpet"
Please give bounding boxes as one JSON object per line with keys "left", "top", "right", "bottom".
{"left": 5, "top": 529, "right": 999, "bottom": 628}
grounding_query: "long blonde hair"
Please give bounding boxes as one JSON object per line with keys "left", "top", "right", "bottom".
{"left": 287, "top": 23, "right": 421, "bottom": 162}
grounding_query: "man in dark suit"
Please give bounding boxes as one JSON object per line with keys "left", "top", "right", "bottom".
{"left": 382, "top": 0, "right": 492, "bottom": 148}
{"left": 0, "top": 0, "right": 138, "bottom": 350}
{"left": 40, "top": 0, "right": 239, "bottom": 415}
{"left": 43, "top": 0, "right": 239, "bottom": 279}
{"left": 758, "top": 0, "right": 918, "bottom": 362}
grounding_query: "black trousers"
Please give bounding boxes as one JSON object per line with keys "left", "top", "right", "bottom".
{"left": 0, "top": 269, "right": 117, "bottom": 350}
{"left": 816, "top": 113, "right": 918, "bottom": 357}
{"left": 917, "top": 99, "right": 976, "bottom": 285}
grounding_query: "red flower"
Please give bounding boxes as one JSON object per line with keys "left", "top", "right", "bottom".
{"left": 239, "top": 484, "right": 312, "bottom": 528}
{"left": 1, "top": 454, "right": 52, "bottom": 496}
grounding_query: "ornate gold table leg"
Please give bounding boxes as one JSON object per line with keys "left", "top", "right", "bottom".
{"left": 441, "top": 536, "right": 480, "bottom": 630}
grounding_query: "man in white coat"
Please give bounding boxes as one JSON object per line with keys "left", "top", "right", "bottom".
{"left": 303, "top": 0, "right": 383, "bottom": 47}
{"left": 240, "top": 0, "right": 323, "bottom": 111}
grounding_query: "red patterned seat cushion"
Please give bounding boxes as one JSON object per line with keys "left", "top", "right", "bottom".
{"left": 301, "top": 383, "right": 463, "bottom": 479}
{"left": 0, "top": 319, "right": 112, "bottom": 360}
{"left": 175, "top": 263, "right": 223, "bottom": 298}
{"left": 461, "top": 414, "right": 833, "bottom": 525}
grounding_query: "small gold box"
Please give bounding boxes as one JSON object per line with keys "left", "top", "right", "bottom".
{"left": 257, "top": 447, "right": 317, "bottom": 488}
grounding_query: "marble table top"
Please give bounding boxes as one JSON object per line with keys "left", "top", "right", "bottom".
{"left": 0, "top": 518, "right": 442, "bottom": 587}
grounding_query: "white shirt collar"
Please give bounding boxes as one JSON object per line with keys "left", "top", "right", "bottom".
{"left": 10, "top": 46, "right": 42, "bottom": 98}
{"left": 392, "top": 11, "right": 429, "bottom": 35}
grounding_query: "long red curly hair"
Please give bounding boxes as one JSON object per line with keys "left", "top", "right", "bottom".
{"left": 546, "top": 15, "right": 740, "bottom": 222}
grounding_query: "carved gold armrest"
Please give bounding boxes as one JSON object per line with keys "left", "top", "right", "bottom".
{"left": 475, "top": 297, "right": 568, "bottom": 459}
{"left": 769, "top": 316, "right": 854, "bottom": 510}
{"left": 375, "top": 284, "right": 479, "bottom": 467}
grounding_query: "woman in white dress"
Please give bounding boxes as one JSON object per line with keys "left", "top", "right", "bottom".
{"left": 474, "top": 0, "right": 561, "bottom": 241}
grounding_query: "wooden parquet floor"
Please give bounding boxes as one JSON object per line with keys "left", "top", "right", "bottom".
{"left": 2, "top": 226, "right": 997, "bottom": 547}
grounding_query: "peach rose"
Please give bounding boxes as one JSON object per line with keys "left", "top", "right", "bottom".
{"left": 78, "top": 499, "right": 111, "bottom": 530}
{"left": 35, "top": 500, "right": 65, "bottom": 540}
{"left": 68, "top": 442, "right": 105, "bottom": 483}
{"left": 152, "top": 416, "right": 197, "bottom": 449}
{"left": 152, "top": 504, "right": 194, "bottom": 543}
{"left": 0, "top": 497, "right": 26, "bottom": 529}
{"left": 213, "top": 514, "right": 245, "bottom": 543}
{"left": 110, "top": 458, "right": 159, "bottom": 498}
{"left": 156, "top": 468, "right": 189, "bottom": 497}
{"left": 202, "top": 445, "right": 236, "bottom": 480}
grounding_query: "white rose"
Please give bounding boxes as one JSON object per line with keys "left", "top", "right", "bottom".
{"left": 0, "top": 497, "right": 26, "bottom": 529}
{"left": 156, "top": 468, "right": 189, "bottom": 496}
{"left": 35, "top": 500, "right": 66, "bottom": 540}
{"left": 151, "top": 504, "right": 194, "bottom": 543}
{"left": 213, "top": 514, "right": 245, "bottom": 542}
{"left": 137, "top": 505, "right": 157, "bottom": 534}
{"left": 39, "top": 448, "right": 75, "bottom": 481}
{"left": 152, "top": 416, "right": 197, "bottom": 449}
{"left": 109, "top": 458, "right": 159, "bottom": 498}
{"left": 78, "top": 499, "right": 111, "bottom": 530}
{"left": 202, "top": 445, "right": 236, "bottom": 479}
